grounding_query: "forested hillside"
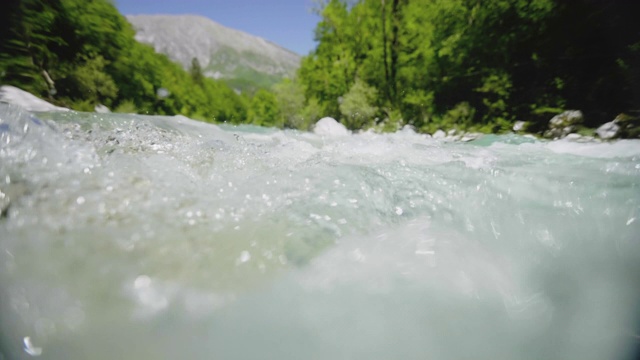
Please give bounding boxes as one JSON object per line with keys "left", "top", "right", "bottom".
{"left": 293, "top": 0, "right": 640, "bottom": 134}
{"left": 0, "top": 0, "right": 246, "bottom": 122}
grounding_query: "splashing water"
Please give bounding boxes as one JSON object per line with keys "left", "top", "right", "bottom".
{"left": 1, "top": 104, "right": 639, "bottom": 359}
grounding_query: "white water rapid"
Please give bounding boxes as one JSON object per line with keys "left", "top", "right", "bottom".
{"left": 1, "top": 104, "right": 639, "bottom": 359}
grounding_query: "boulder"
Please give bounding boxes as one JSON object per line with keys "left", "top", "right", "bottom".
{"left": 549, "top": 110, "right": 583, "bottom": 128}
{"left": 596, "top": 121, "right": 620, "bottom": 140}
{"left": 313, "top": 117, "right": 349, "bottom": 136}
{"left": 546, "top": 110, "right": 583, "bottom": 139}
{"left": 613, "top": 113, "right": 640, "bottom": 139}
{"left": 432, "top": 129, "right": 446, "bottom": 139}
{"left": 512, "top": 120, "right": 526, "bottom": 132}
{"left": 460, "top": 133, "right": 481, "bottom": 142}
{"left": 95, "top": 104, "right": 111, "bottom": 113}
{"left": 543, "top": 128, "right": 563, "bottom": 139}
{"left": 0, "top": 85, "right": 68, "bottom": 112}
{"left": 401, "top": 124, "right": 416, "bottom": 133}
{"left": 564, "top": 133, "right": 582, "bottom": 141}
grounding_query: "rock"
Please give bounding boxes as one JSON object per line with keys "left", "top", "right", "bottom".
{"left": 460, "top": 133, "right": 481, "bottom": 142}
{"left": 577, "top": 135, "right": 597, "bottom": 143}
{"left": 546, "top": 110, "right": 583, "bottom": 139}
{"left": 596, "top": 121, "right": 620, "bottom": 140}
{"left": 95, "top": 104, "right": 111, "bottom": 113}
{"left": 447, "top": 129, "right": 457, "bottom": 136}
{"left": 432, "top": 129, "right": 446, "bottom": 139}
{"left": 564, "top": 133, "right": 582, "bottom": 141}
{"left": 549, "top": 110, "right": 583, "bottom": 128}
{"left": 513, "top": 121, "right": 526, "bottom": 132}
{"left": 401, "top": 124, "right": 416, "bottom": 133}
{"left": 543, "top": 128, "right": 563, "bottom": 139}
{"left": 0, "top": 85, "right": 68, "bottom": 112}
{"left": 313, "top": 117, "right": 349, "bottom": 136}
{"left": 612, "top": 113, "right": 640, "bottom": 139}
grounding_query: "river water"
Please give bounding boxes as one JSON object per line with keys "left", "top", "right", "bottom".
{"left": 1, "top": 103, "right": 639, "bottom": 359}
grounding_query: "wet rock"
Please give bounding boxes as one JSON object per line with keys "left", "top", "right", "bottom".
{"left": 614, "top": 113, "right": 640, "bottom": 139}
{"left": 549, "top": 110, "right": 583, "bottom": 128}
{"left": 401, "top": 125, "right": 416, "bottom": 133}
{"left": 513, "top": 121, "right": 526, "bottom": 132}
{"left": 432, "top": 129, "right": 446, "bottom": 139}
{"left": 460, "top": 133, "right": 481, "bottom": 142}
{"left": 564, "top": 133, "right": 582, "bottom": 141}
{"left": 596, "top": 121, "right": 620, "bottom": 140}
{"left": 95, "top": 104, "right": 111, "bottom": 113}
{"left": 313, "top": 117, "right": 349, "bottom": 136}
{"left": 543, "top": 128, "right": 563, "bottom": 139}
{"left": 0, "top": 85, "right": 68, "bottom": 112}
{"left": 546, "top": 110, "right": 583, "bottom": 139}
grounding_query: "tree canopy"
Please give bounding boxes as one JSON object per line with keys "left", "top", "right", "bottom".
{"left": 296, "top": 0, "right": 640, "bottom": 133}
{"left": 0, "top": 0, "right": 246, "bottom": 121}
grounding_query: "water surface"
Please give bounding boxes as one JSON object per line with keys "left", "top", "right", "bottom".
{"left": 1, "top": 104, "right": 639, "bottom": 359}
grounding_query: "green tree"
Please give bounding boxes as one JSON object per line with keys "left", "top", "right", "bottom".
{"left": 339, "top": 78, "right": 378, "bottom": 129}
{"left": 248, "top": 89, "right": 281, "bottom": 127}
{"left": 0, "top": 0, "right": 248, "bottom": 122}
{"left": 57, "top": 55, "right": 118, "bottom": 107}
{"left": 190, "top": 57, "right": 204, "bottom": 86}
{"left": 272, "top": 78, "right": 307, "bottom": 129}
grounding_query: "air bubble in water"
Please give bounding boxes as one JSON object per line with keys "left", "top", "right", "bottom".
{"left": 23, "top": 336, "right": 42, "bottom": 356}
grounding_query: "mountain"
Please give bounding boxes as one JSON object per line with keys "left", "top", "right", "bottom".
{"left": 126, "top": 14, "right": 301, "bottom": 92}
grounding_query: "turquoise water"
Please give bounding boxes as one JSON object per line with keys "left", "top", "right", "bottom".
{"left": 1, "top": 104, "right": 639, "bottom": 359}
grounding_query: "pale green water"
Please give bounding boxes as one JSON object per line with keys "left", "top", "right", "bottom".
{"left": 1, "top": 104, "right": 639, "bottom": 359}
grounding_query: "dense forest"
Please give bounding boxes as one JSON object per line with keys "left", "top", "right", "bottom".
{"left": 1, "top": 0, "right": 639, "bottom": 136}
{"left": 294, "top": 0, "right": 640, "bottom": 135}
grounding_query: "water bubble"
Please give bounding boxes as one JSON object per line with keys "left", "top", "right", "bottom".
{"left": 132, "top": 275, "right": 168, "bottom": 314}
{"left": 134, "top": 275, "right": 151, "bottom": 289}
{"left": 23, "top": 336, "right": 42, "bottom": 356}
{"left": 395, "top": 206, "right": 403, "bottom": 215}
{"left": 351, "top": 248, "right": 365, "bottom": 262}
{"left": 76, "top": 197, "right": 85, "bottom": 205}
{"left": 237, "top": 251, "right": 251, "bottom": 264}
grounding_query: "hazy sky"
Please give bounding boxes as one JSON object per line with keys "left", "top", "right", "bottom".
{"left": 115, "top": 0, "right": 321, "bottom": 55}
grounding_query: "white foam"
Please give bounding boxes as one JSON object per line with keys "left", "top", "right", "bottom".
{"left": 546, "top": 139, "right": 640, "bottom": 158}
